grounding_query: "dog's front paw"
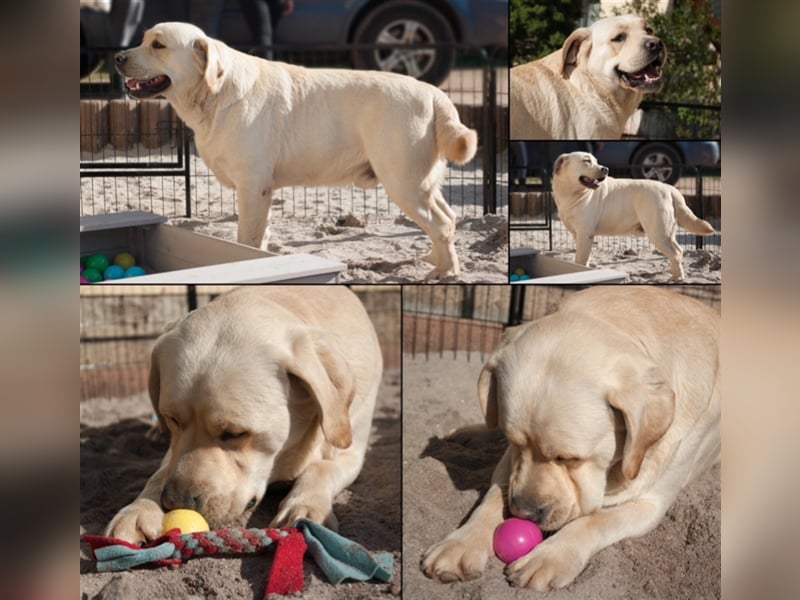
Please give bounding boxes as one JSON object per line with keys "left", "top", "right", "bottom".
{"left": 270, "top": 498, "right": 338, "bottom": 531}
{"left": 506, "top": 537, "right": 588, "bottom": 591}
{"left": 421, "top": 529, "right": 492, "bottom": 583}
{"left": 105, "top": 499, "right": 165, "bottom": 545}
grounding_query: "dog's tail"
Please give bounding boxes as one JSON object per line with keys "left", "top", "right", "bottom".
{"left": 672, "top": 188, "right": 715, "bottom": 235}
{"left": 433, "top": 91, "right": 477, "bottom": 165}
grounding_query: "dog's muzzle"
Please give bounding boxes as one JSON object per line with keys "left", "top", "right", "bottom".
{"left": 114, "top": 51, "right": 172, "bottom": 99}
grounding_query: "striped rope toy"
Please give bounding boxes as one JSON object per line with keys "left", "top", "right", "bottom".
{"left": 83, "top": 519, "right": 393, "bottom": 597}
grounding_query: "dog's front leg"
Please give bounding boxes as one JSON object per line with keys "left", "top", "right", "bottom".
{"left": 104, "top": 453, "right": 171, "bottom": 544}
{"left": 421, "top": 448, "right": 511, "bottom": 582}
{"left": 236, "top": 180, "right": 274, "bottom": 250}
{"left": 270, "top": 448, "right": 366, "bottom": 532}
{"left": 506, "top": 497, "right": 667, "bottom": 591}
{"left": 574, "top": 233, "right": 594, "bottom": 266}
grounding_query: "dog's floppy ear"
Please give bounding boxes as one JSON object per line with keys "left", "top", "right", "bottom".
{"left": 147, "top": 319, "right": 184, "bottom": 434}
{"left": 478, "top": 326, "right": 527, "bottom": 430}
{"left": 148, "top": 344, "right": 167, "bottom": 434}
{"left": 477, "top": 361, "right": 499, "bottom": 430}
{"left": 192, "top": 37, "right": 225, "bottom": 94}
{"left": 553, "top": 154, "right": 569, "bottom": 175}
{"left": 284, "top": 329, "right": 355, "bottom": 449}
{"left": 561, "top": 27, "right": 592, "bottom": 76}
{"left": 607, "top": 356, "right": 675, "bottom": 480}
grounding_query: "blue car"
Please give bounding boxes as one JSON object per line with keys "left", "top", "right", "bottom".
{"left": 81, "top": 0, "right": 509, "bottom": 86}
{"left": 512, "top": 141, "right": 720, "bottom": 186}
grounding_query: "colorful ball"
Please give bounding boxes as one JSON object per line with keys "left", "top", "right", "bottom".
{"left": 493, "top": 517, "right": 543, "bottom": 564}
{"left": 103, "top": 265, "right": 125, "bottom": 280}
{"left": 113, "top": 252, "right": 137, "bottom": 270}
{"left": 82, "top": 268, "right": 103, "bottom": 283}
{"left": 84, "top": 253, "right": 109, "bottom": 272}
{"left": 510, "top": 274, "right": 520, "bottom": 282}
{"left": 124, "top": 266, "right": 147, "bottom": 278}
{"left": 162, "top": 509, "right": 210, "bottom": 535}
{"left": 514, "top": 268, "right": 526, "bottom": 277}
{"left": 80, "top": 276, "right": 90, "bottom": 284}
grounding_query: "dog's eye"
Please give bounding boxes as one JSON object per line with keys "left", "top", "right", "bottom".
{"left": 645, "top": 26, "right": 654, "bottom": 35}
{"left": 151, "top": 40, "right": 166, "bottom": 50}
{"left": 611, "top": 33, "right": 627, "bottom": 43}
{"left": 221, "top": 430, "right": 246, "bottom": 442}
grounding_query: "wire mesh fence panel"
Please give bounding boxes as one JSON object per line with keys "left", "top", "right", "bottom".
{"left": 403, "top": 285, "right": 511, "bottom": 361}
{"left": 81, "top": 286, "right": 401, "bottom": 401}
{"left": 403, "top": 285, "right": 721, "bottom": 360}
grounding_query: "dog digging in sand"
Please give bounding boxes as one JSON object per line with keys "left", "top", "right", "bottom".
{"left": 551, "top": 152, "right": 715, "bottom": 281}
{"left": 422, "top": 286, "right": 720, "bottom": 590}
{"left": 114, "top": 22, "right": 477, "bottom": 280}
{"left": 510, "top": 15, "right": 666, "bottom": 139}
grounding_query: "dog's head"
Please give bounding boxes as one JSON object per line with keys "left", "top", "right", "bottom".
{"left": 553, "top": 152, "right": 609, "bottom": 191}
{"left": 477, "top": 310, "right": 674, "bottom": 531}
{"left": 147, "top": 293, "right": 355, "bottom": 527}
{"left": 114, "top": 22, "right": 228, "bottom": 100}
{"left": 561, "top": 15, "right": 666, "bottom": 95}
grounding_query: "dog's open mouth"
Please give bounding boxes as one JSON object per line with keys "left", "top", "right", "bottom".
{"left": 124, "top": 75, "right": 171, "bottom": 98}
{"left": 616, "top": 56, "right": 664, "bottom": 91}
{"left": 579, "top": 175, "right": 605, "bottom": 189}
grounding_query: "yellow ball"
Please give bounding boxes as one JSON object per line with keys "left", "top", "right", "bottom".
{"left": 162, "top": 509, "right": 210, "bottom": 535}
{"left": 514, "top": 268, "right": 526, "bottom": 277}
{"left": 113, "top": 252, "right": 137, "bottom": 270}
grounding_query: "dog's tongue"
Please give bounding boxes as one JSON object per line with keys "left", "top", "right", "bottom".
{"left": 628, "top": 64, "right": 661, "bottom": 84}
{"left": 125, "top": 75, "right": 167, "bottom": 91}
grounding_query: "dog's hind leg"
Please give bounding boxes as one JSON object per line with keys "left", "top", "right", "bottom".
{"left": 408, "top": 190, "right": 460, "bottom": 280}
{"left": 383, "top": 178, "right": 460, "bottom": 280}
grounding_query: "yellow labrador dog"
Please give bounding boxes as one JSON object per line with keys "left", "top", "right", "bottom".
{"left": 510, "top": 15, "right": 666, "bottom": 139}
{"left": 552, "top": 152, "right": 715, "bottom": 280}
{"left": 114, "top": 22, "right": 477, "bottom": 280}
{"left": 422, "top": 286, "right": 720, "bottom": 590}
{"left": 105, "top": 286, "right": 382, "bottom": 544}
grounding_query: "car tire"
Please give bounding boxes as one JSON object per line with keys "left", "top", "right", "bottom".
{"left": 351, "top": 0, "right": 455, "bottom": 86}
{"left": 631, "top": 143, "right": 683, "bottom": 185}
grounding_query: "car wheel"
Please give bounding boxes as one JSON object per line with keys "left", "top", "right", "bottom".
{"left": 631, "top": 143, "right": 683, "bottom": 185}
{"left": 351, "top": 0, "right": 455, "bottom": 86}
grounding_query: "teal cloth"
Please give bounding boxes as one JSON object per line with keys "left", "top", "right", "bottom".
{"left": 295, "top": 519, "right": 393, "bottom": 585}
{"left": 94, "top": 541, "right": 176, "bottom": 572}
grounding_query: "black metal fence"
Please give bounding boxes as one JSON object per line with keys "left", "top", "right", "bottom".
{"left": 80, "top": 285, "right": 401, "bottom": 401}
{"left": 80, "top": 44, "right": 508, "bottom": 222}
{"left": 403, "top": 285, "right": 721, "bottom": 359}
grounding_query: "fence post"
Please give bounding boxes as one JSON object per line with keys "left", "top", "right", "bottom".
{"left": 482, "top": 54, "right": 497, "bottom": 215}
{"left": 508, "top": 286, "right": 525, "bottom": 326}
{"left": 695, "top": 168, "right": 704, "bottom": 250}
{"left": 182, "top": 124, "right": 192, "bottom": 218}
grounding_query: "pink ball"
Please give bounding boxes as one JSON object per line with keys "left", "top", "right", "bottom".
{"left": 80, "top": 275, "right": 90, "bottom": 284}
{"left": 493, "top": 517, "right": 543, "bottom": 564}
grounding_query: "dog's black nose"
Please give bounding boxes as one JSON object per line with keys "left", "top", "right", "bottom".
{"left": 645, "top": 38, "right": 664, "bottom": 53}
{"left": 114, "top": 51, "right": 127, "bottom": 65}
{"left": 161, "top": 481, "right": 200, "bottom": 511}
{"left": 510, "top": 495, "right": 548, "bottom": 524}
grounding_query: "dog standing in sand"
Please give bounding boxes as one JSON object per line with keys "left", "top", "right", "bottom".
{"left": 510, "top": 15, "right": 666, "bottom": 139}
{"left": 551, "top": 152, "right": 715, "bottom": 280}
{"left": 114, "top": 22, "right": 477, "bottom": 280}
